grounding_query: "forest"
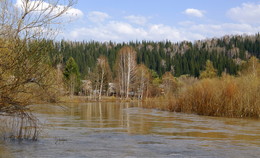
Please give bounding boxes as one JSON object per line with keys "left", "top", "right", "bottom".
{"left": 43, "top": 34, "right": 260, "bottom": 119}
{"left": 48, "top": 33, "right": 260, "bottom": 78}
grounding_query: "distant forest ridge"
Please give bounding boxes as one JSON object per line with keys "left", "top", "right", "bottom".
{"left": 48, "top": 33, "right": 260, "bottom": 78}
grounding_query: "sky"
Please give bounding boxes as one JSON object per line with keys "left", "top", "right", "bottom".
{"left": 24, "top": 0, "right": 260, "bottom": 42}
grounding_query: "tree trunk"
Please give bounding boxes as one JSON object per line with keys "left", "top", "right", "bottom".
{"left": 99, "top": 69, "right": 104, "bottom": 100}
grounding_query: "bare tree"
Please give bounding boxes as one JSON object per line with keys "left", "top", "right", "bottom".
{"left": 0, "top": 0, "right": 77, "bottom": 140}
{"left": 0, "top": 0, "right": 76, "bottom": 40}
{"left": 116, "top": 46, "right": 137, "bottom": 99}
{"left": 91, "top": 56, "right": 111, "bottom": 100}
{"left": 135, "top": 64, "right": 151, "bottom": 100}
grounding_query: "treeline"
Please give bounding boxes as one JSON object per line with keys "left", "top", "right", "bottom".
{"left": 47, "top": 33, "right": 260, "bottom": 78}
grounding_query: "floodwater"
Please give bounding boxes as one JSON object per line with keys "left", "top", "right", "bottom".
{"left": 1, "top": 102, "right": 260, "bottom": 158}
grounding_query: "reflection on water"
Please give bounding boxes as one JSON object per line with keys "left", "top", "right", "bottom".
{"left": 1, "top": 102, "right": 260, "bottom": 158}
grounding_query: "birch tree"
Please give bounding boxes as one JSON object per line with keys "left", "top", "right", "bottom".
{"left": 135, "top": 64, "right": 151, "bottom": 100}
{"left": 116, "top": 46, "right": 137, "bottom": 99}
{"left": 91, "top": 56, "right": 111, "bottom": 100}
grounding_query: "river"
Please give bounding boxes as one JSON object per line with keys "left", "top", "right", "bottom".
{"left": 1, "top": 102, "right": 260, "bottom": 158}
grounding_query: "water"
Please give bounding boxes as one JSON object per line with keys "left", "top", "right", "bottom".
{"left": 1, "top": 102, "right": 260, "bottom": 158}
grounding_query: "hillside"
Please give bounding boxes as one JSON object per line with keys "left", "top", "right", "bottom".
{"left": 48, "top": 33, "right": 260, "bottom": 78}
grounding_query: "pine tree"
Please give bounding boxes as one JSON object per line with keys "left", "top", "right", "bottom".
{"left": 63, "top": 57, "right": 80, "bottom": 96}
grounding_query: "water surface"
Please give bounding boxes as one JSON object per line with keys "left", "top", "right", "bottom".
{"left": 1, "top": 102, "right": 260, "bottom": 158}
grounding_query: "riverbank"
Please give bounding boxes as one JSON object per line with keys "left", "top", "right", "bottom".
{"left": 58, "top": 73, "right": 260, "bottom": 119}
{"left": 58, "top": 96, "right": 134, "bottom": 103}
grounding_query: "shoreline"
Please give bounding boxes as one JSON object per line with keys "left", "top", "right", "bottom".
{"left": 53, "top": 95, "right": 260, "bottom": 119}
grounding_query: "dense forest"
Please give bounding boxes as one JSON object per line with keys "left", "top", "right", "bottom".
{"left": 48, "top": 33, "right": 260, "bottom": 78}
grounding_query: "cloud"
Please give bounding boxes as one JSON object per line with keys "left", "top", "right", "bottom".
{"left": 65, "top": 7, "right": 84, "bottom": 19}
{"left": 68, "top": 21, "right": 148, "bottom": 42}
{"left": 184, "top": 8, "right": 205, "bottom": 18}
{"left": 188, "top": 23, "right": 260, "bottom": 38}
{"left": 15, "top": 0, "right": 83, "bottom": 19}
{"left": 87, "top": 11, "right": 110, "bottom": 23}
{"left": 64, "top": 19, "right": 260, "bottom": 43}
{"left": 64, "top": 21, "right": 198, "bottom": 42}
{"left": 62, "top": 6, "right": 260, "bottom": 43}
{"left": 124, "top": 15, "right": 148, "bottom": 26}
{"left": 227, "top": 2, "right": 260, "bottom": 24}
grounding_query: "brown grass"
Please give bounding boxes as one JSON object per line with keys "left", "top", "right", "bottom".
{"left": 167, "top": 74, "right": 260, "bottom": 118}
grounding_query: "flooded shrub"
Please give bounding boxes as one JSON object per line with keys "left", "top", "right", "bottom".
{"left": 0, "top": 108, "right": 40, "bottom": 141}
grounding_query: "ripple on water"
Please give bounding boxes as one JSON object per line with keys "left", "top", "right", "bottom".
{"left": 1, "top": 102, "right": 260, "bottom": 158}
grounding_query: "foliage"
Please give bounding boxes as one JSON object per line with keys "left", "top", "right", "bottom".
{"left": 63, "top": 57, "right": 80, "bottom": 95}
{"left": 48, "top": 34, "right": 260, "bottom": 79}
{"left": 200, "top": 60, "right": 217, "bottom": 79}
{"left": 162, "top": 72, "right": 178, "bottom": 96}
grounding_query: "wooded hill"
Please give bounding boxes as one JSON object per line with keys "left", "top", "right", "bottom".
{"left": 48, "top": 33, "right": 260, "bottom": 78}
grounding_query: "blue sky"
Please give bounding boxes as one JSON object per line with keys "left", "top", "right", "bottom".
{"left": 58, "top": 0, "right": 260, "bottom": 42}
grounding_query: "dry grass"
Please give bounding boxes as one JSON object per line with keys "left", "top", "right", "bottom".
{"left": 140, "top": 72, "right": 260, "bottom": 118}
{"left": 167, "top": 74, "right": 260, "bottom": 118}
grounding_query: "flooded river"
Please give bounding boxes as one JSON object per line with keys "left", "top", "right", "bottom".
{"left": 1, "top": 102, "right": 260, "bottom": 158}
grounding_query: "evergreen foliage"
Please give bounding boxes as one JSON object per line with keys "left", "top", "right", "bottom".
{"left": 63, "top": 57, "right": 81, "bottom": 95}
{"left": 48, "top": 34, "right": 260, "bottom": 78}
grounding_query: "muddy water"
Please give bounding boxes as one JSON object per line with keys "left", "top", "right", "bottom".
{"left": 1, "top": 102, "right": 260, "bottom": 158}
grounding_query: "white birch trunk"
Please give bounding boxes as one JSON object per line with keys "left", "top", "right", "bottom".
{"left": 99, "top": 68, "right": 104, "bottom": 100}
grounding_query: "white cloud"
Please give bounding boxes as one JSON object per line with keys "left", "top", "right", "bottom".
{"left": 108, "top": 21, "right": 147, "bottom": 36}
{"left": 67, "top": 21, "right": 148, "bottom": 42}
{"left": 227, "top": 2, "right": 260, "bottom": 24}
{"left": 124, "top": 15, "right": 148, "bottom": 26}
{"left": 65, "top": 7, "right": 84, "bottom": 19}
{"left": 184, "top": 8, "right": 205, "bottom": 18}
{"left": 64, "top": 21, "right": 197, "bottom": 42}
{"left": 64, "top": 19, "right": 260, "bottom": 43}
{"left": 15, "top": 0, "right": 83, "bottom": 19}
{"left": 87, "top": 11, "right": 110, "bottom": 23}
{"left": 147, "top": 24, "right": 182, "bottom": 41}
{"left": 61, "top": 6, "right": 260, "bottom": 43}
{"left": 189, "top": 23, "right": 260, "bottom": 38}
